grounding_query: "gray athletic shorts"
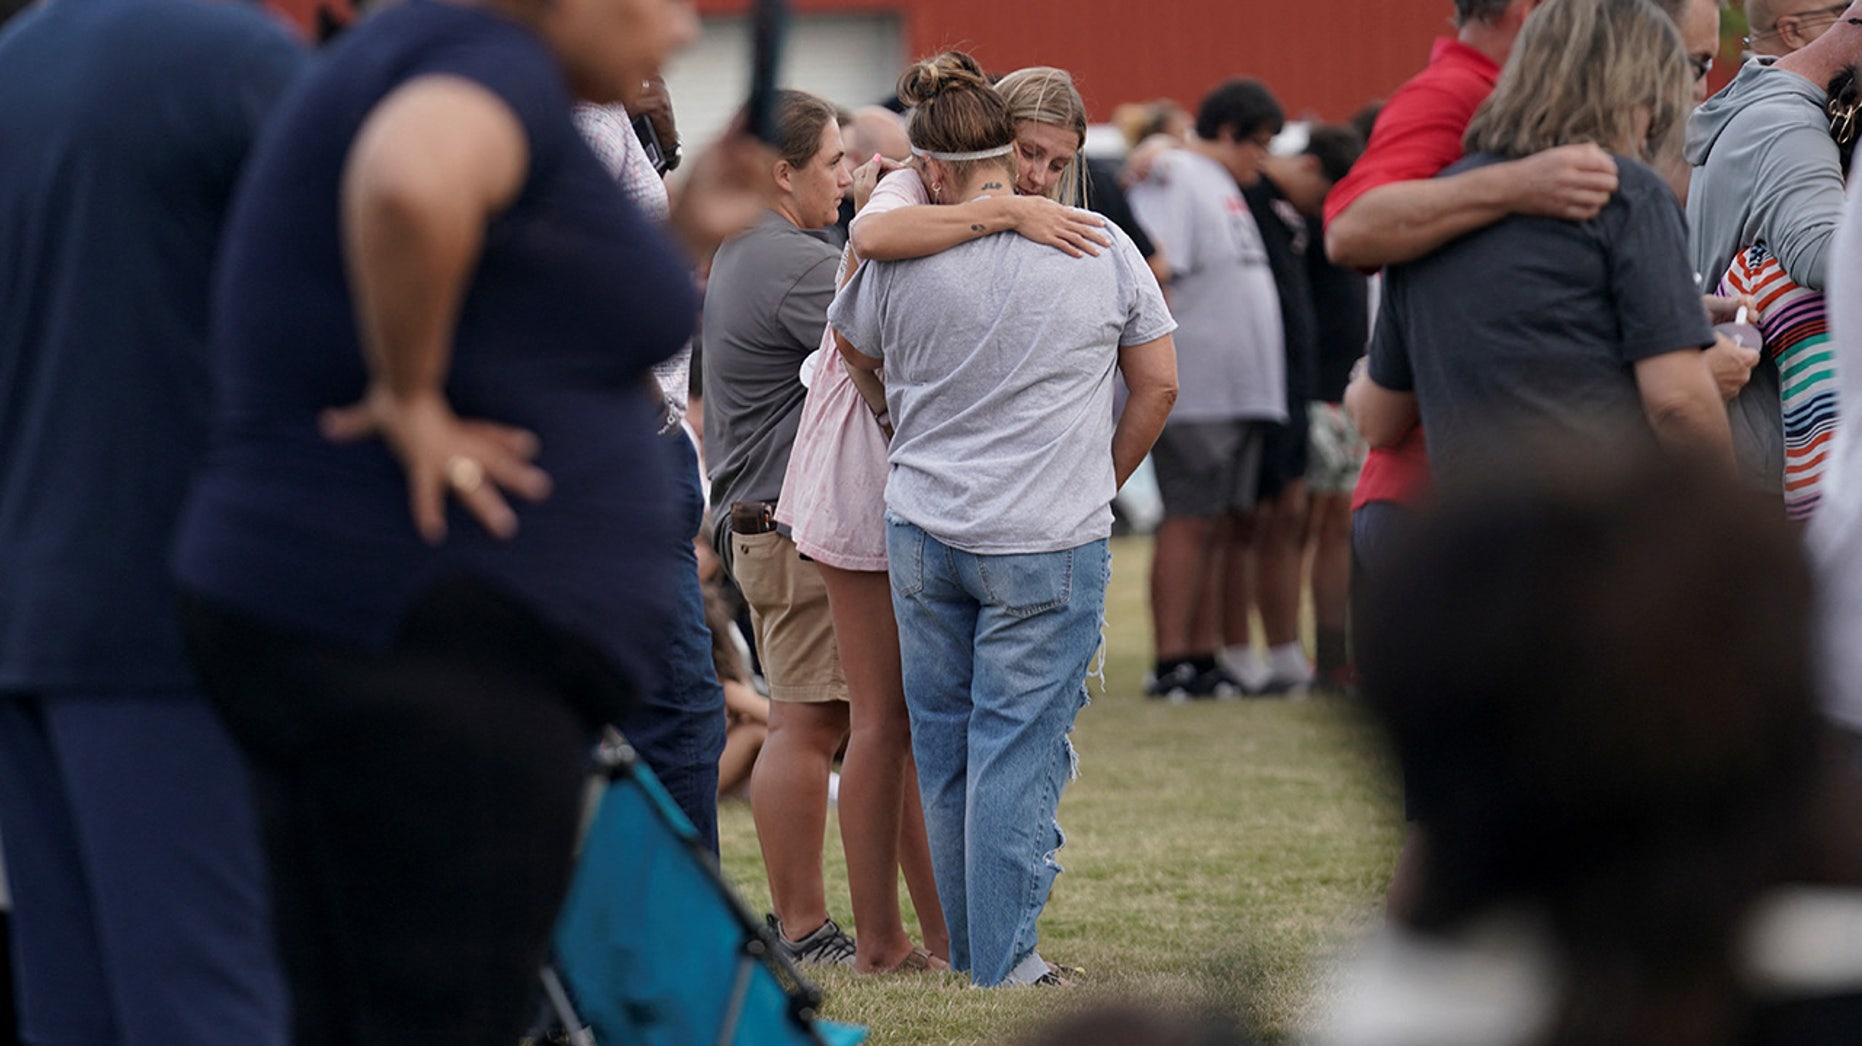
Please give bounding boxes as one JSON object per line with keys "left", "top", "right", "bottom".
{"left": 1151, "top": 419, "right": 1265, "bottom": 519}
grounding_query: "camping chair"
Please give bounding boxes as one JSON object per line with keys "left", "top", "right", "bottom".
{"left": 536, "top": 732, "right": 865, "bottom": 1046}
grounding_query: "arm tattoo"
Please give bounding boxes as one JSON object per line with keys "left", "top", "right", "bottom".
{"left": 970, "top": 223, "right": 986, "bottom": 232}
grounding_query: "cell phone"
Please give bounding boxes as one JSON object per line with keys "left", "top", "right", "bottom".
{"left": 745, "top": 0, "right": 789, "bottom": 145}
{"left": 632, "top": 114, "right": 669, "bottom": 176}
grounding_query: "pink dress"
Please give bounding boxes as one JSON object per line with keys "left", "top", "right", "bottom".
{"left": 775, "top": 169, "right": 930, "bottom": 571}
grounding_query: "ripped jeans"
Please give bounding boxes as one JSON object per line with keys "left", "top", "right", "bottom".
{"left": 885, "top": 515, "right": 1108, "bottom": 986}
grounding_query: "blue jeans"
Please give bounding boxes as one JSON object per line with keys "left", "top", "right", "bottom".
{"left": 621, "top": 425, "right": 727, "bottom": 855}
{"left": 885, "top": 516, "right": 1109, "bottom": 986}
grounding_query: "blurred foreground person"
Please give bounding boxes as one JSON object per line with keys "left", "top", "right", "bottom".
{"left": 575, "top": 83, "right": 730, "bottom": 855}
{"left": 1017, "top": 1002, "right": 1257, "bottom": 1046}
{"left": 1810, "top": 165, "right": 1862, "bottom": 749}
{"left": 173, "top": 0, "right": 760, "bottom": 1040}
{"left": 1326, "top": 449, "right": 1862, "bottom": 1046}
{"left": 831, "top": 63, "right": 1178, "bottom": 985}
{"left": 0, "top": 1, "right": 303, "bottom": 1042}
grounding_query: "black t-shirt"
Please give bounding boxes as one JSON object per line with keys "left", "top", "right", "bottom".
{"left": 1086, "top": 156, "right": 1156, "bottom": 260}
{"left": 1307, "top": 215, "right": 1370, "bottom": 403}
{"left": 1244, "top": 178, "right": 1319, "bottom": 406}
{"left": 1369, "top": 153, "right": 1714, "bottom": 480}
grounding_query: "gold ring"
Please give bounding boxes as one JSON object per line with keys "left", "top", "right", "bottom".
{"left": 445, "top": 456, "right": 485, "bottom": 495}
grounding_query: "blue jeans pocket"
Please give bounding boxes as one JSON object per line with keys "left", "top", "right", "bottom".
{"left": 886, "top": 517, "right": 926, "bottom": 598}
{"left": 976, "top": 549, "right": 1073, "bottom": 619}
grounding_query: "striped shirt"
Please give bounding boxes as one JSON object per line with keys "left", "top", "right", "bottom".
{"left": 1722, "top": 245, "right": 1840, "bottom": 520}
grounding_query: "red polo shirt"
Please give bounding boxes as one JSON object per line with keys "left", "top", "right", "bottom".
{"left": 1325, "top": 37, "right": 1502, "bottom": 511}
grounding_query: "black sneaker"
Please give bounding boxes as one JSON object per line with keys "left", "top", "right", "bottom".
{"left": 1033, "top": 960, "right": 1084, "bottom": 987}
{"left": 766, "top": 913, "right": 856, "bottom": 967}
{"left": 1189, "top": 665, "right": 1245, "bottom": 699}
{"left": 1144, "top": 662, "right": 1200, "bottom": 701}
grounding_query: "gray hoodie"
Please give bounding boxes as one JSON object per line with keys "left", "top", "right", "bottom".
{"left": 1685, "top": 57, "right": 1846, "bottom": 491}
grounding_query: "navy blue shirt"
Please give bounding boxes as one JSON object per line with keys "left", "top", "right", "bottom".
{"left": 175, "top": 0, "right": 695, "bottom": 690}
{"left": 0, "top": 0, "right": 306, "bottom": 692}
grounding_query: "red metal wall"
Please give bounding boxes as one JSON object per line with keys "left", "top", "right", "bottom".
{"left": 696, "top": 0, "right": 1457, "bottom": 123}
{"left": 272, "top": 1, "right": 1737, "bottom": 120}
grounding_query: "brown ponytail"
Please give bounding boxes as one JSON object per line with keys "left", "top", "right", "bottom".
{"left": 896, "top": 51, "right": 1016, "bottom": 188}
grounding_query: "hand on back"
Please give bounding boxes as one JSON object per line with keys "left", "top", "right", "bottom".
{"left": 1512, "top": 143, "right": 1620, "bottom": 222}
{"left": 1007, "top": 195, "right": 1110, "bottom": 258}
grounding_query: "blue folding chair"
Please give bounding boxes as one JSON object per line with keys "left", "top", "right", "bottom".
{"left": 545, "top": 735, "right": 865, "bottom": 1046}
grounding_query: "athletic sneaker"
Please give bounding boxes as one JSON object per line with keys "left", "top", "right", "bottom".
{"left": 1147, "top": 662, "right": 1248, "bottom": 700}
{"left": 1219, "top": 645, "right": 1273, "bottom": 693}
{"left": 1190, "top": 665, "right": 1246, "bottom": 699}
{"left": 1258, "top": 644, "right": 1315, "bottom": 697}
{"left": 766, "top": 913, "right": 856, "bottom": 967}
{"left": 1143, "top": 661, "right": 1200, "bottom": 701}
{"left": 1034, "top": 961, "right": 1085, "bottom": 987}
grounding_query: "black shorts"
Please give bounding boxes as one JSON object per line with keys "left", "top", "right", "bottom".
{"left": 1256, "top": 402, "right": 1311, "bottom": 502}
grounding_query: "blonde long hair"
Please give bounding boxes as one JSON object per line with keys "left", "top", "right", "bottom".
{"left": 995, "top": 65, "right": 1089, "bottom": 206}
{"left": 1465, "top": 0, "right": 1691, "bottom": 166}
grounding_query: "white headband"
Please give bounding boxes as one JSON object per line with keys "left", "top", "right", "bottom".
{"left": 910, "top": 144, "right": 1015, "bottom": 162}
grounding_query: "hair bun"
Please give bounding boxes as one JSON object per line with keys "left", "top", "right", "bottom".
{"left": 897, "top": 50, "right": 990, "bottom": 109}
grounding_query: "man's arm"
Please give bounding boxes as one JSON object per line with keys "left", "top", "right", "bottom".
{"left": 1747, "top": 120, "right": 1848, "bottom": 290}
{"left": 1112, "top": 335, "right": 1179, "bottom": 489}
{"left": 1326, "top": 144, "right": 1620, "bottom": 269}
{"left": 1343, "top": 368, "right": 1420, "bottom": 449}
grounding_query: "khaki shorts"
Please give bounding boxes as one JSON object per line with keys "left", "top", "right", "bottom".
{"left": 731, "top": 530, "right": 848, "bottom": 703}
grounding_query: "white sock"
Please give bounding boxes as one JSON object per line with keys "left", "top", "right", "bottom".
{"left": 1006, "top": 950, "right": 1052, "bottom": 986}
{"left": 1268, "top": 642, "right": 1312, "bottom": 682}
{"left": 1221, "top": 644, "right": 1270, "bottom": 690}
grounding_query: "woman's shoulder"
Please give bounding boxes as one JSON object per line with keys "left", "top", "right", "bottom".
{"left": 863, "top": 167, "right": 931, "bottom": 215}
{"left": 1602, "top": 155, "right": 1687, "bottom": 220}
{"left": 339, "top": 1, "right": 566, "bottom": 126}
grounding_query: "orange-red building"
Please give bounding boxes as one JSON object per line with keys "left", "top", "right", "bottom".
{"left": 268, "top": 2, "right": 1463, "bottom": 121}
{"left": 268, "top": 1, "right": 1737, "bottom": 134}
{"left": 691, "top": 0, "right": 1455, "bottom": 122}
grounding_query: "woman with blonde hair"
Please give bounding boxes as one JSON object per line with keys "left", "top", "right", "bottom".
{"left": 774, "top": 49, "right": 1115, "bottom": 978}
{"left": 824, "top": 50, "right": 1178, "bottom": 988}
{"left": 996, "top": 65, "right": 1089, "bottom": 205}
{"left": 1349, "top": 0, "right": 1736, "bottom": 481}
{"left": 846, "top": 59, "right": 1107, "bottom": 259}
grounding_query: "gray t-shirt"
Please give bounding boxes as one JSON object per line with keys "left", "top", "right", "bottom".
{"left": 702, "top": 211, "right": 839, "bottom": 516}
{"left": 1128, "top": 149, "right": 1286, "bottom": 424}
{"left": 829, "top": 220, "right": 1176, "bottom": 554}
{"left": 1369, "top": 154, "right": 1713, "bottom": 481}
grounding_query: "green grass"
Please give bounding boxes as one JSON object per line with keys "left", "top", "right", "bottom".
{"left": 717, "top": 535, "right": 1403, "bottom": 1044}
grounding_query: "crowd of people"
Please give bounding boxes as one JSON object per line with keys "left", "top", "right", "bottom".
{"left": 9, "top": 0, "right": 1862, "bottom": 1041}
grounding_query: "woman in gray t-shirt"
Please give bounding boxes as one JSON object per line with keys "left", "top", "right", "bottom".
{"left": 828, "top": 56, "right": 1179, "bottom": 988}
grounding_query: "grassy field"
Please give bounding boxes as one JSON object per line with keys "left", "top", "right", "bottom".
{"left": 716, "top": 535, "right": 1403, "bottom": 1045}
